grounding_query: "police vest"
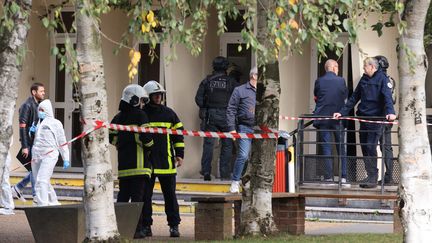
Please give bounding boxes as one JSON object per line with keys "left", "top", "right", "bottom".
{"left": 388, "top": 75, "right": 397, "bottom": 105}
{"left": 204, "top": 73, "right": 233, "bottom": 108}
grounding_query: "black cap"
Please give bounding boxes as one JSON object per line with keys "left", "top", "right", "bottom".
{"left": 375, "top": 55, "right": 389, "bottom": 71}
{"left": 212, "top": 56, "right": 229, "bottom": 71}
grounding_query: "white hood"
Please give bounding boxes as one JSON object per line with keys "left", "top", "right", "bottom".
{"left": 38, "top": 99, "right": 54, "bottom": 118}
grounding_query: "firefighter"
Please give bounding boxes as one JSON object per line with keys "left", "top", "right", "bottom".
{"left": 142, "top": 80, "right": 184, "bottom": 238}
{"left": 109, "top": 84, "right": 154, "bottom": 239}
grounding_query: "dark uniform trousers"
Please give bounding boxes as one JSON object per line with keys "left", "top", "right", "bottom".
{"left": 379, "top": 124, "right": 394, "bottom": 181}
{"left": 143, "top": 175, "right": 180, "bottom": 227}
{"left": 200, "top": 108, "right": 233, "bottom": 179}
{"left": 359, "top": 122, "right": 383, "bottom": 181}
{"left": 117, "top": 177, "right": 152, "bottom": 232}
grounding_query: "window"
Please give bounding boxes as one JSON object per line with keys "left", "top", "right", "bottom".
{"left": 138, "top": 43, "right": 161, "bottom": 86}
{"left": 55, "top": 11, "right": 75, "bottom": 33}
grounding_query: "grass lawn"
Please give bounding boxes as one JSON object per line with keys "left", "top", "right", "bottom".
{"left": 218, "top": 233, "right": 402, "bottom": 243}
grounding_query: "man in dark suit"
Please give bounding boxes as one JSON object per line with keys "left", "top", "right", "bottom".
{"left": 313, "top": 59, "right": 348, "bottom": 182}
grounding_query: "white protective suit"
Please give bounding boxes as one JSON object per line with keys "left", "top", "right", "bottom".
{"left": 31, "top": 99, "right": 70, "bottom": 206}
{"left": 0, "top": 138, "right": 15, "bottom": 212}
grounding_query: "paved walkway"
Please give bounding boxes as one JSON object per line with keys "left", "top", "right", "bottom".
{"left": 0, "top": 210, "right": 393, "bottom": 243}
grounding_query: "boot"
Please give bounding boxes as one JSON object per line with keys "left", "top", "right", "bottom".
{"left": 142, "top": 226, "right": 152, "bottom": 237}
{"left": 169, "top": 225, "right": 180, "bottom": 237}
{"left": 360, "top": 175, "right": 377, "bottom": 188}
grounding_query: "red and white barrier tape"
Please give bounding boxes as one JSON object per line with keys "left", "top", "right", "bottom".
{"left": 105, "top": 123, "right": 279, "bottom": 139}
{"left": 10, "top": 121, "right": 104, "bottom": 172}
{"left": 10, "top": 115, "right": 429, "bottom": 172}
{"left": 278, "top": 116, "right": 398, "bottom": 125}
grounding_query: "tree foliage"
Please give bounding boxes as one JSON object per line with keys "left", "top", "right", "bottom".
{"left": 33, "top": 0, "right": 404, "bottom": 73}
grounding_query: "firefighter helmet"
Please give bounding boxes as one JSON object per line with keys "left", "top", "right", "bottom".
{"left": 121, "top": 84, "right": 148, "bottom": 107}
{"left": 143, "top": 80, "right": 166, "bottom": 95}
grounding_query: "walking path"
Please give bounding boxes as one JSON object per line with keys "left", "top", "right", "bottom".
{"left": 0, "top": 210, "right": 393, "bottom": 243}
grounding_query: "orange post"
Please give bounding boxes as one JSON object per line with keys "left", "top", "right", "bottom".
{"left": 273, "top": 146, "right": 286, "bottom": 192}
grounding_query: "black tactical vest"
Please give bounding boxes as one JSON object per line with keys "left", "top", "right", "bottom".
{"left": 204, "top": 73, "right": 233, "bottom": 108}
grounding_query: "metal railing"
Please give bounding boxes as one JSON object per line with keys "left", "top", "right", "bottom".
{"left": 295, "top": 115, "right": 399, "bottom": 193}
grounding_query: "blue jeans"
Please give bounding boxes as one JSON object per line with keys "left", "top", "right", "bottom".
{"left": 232, "top": 125, "right": 253, "bottom": 181}
{"left": 16, "top": 171, "right": 35, "bottom": 196}
{"left": 318, "top": 124, "right": 347, "bottom": 179}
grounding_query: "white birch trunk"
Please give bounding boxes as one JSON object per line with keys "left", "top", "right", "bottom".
{"left": 240, "top": 0, "right": 279, "bottom": 235}
{"left": 0, "top": 0, "right": 32, "bottom": 190}
{"left": 75, "top": 2, "right": 119, "bottom": 242}
{"left": 398, "top": 0, "right": 432, "bottom": 242}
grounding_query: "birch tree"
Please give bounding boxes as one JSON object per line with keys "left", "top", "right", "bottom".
{"left": 0, "top": 0, "right": 32, "bottom": 198}
{"left": 75, "top": 1, "right": 119, "bottom": 241}
{"left": 397, "top": 0, "right": 432, "bottom": 241}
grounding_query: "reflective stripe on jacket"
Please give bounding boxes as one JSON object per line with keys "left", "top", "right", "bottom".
{"left": 143, "top": 104, "right": 185, "bottom": 176}
{"left": 110, "top": 100, "right": 154, "bottom": 178}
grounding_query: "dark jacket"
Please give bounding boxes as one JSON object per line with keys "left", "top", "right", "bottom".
{"left": 143, "top": 104, "right": 185, "bottom": 176}
{"left": 109, "top": 100, "right": 154, "bottom": 178}
{"left": 340, "top": 69, "right": 395, "bottom": 117}
{"left": 313, "top": 72, "right": 348, "bottom": 127}
{"left": 19, "top": 97, "right": 39, "bottom": 149}
{"left": 195, "top": 71, "right": 238, "bottom": 109}
{"left": 226, "top": 81, "right": 256, "bottom": 131}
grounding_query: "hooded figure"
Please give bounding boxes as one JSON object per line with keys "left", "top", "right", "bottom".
{"left": 31, "top": 99, "right": 70, "bottom": 206}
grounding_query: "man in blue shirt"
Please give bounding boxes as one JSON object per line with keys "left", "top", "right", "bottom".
{"left": 226, "top": 67, "right": 257, "bottom": 193}
{"left": 334, "top": 57, "right": 396, "bottom": 188}
{"left": 313, "top": 59, "right": 348, "bottom": 183}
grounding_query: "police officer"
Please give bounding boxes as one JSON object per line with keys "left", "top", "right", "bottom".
{"left": 313, "top": 59, "right": 348, "bottom": 183}
{"left": 142, "top": 81, "right": 184, "bottom": 237}
{"left": 334, "top": 57, "right": 396, "bottom": 188}
{"left": 195, "top": 56, "right": 239, "bottom": 181}
{"left": 375, "top": 55, "right": 396, "bottom": 184}
{"left": 109, "top": 84, "right": 154, "bottom": 239}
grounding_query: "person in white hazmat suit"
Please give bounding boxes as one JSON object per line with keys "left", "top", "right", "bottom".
{"left": 31, "top": 99, "right": 70, "bottom": 206}
{"left": 0, "top": 138, "right": 15, "bottom": 215}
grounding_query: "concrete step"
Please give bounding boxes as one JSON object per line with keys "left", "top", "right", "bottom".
{"left": 10, "top": 173, "right": 398, "bottom": 221}
{"left": 306, "top": 206, "right": 394, "bottom": 222}
{"left": 10, "top": 172, "right": 232, "bottom": 193}
{"left": 15, "top": 184, "right": 227, "bottom": 202}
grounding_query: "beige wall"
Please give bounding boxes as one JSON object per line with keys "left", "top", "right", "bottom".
{"left": 10, "top": 5, "right": 400, "bottom": 179}
{"left": 164, "top": 8, "right": 219, "bottom": 178}
{"left": 356, "top": 13, "right": 399, "bottom": 99}
{"left": 279, "top": 47, "right": 312, "bottom": 133}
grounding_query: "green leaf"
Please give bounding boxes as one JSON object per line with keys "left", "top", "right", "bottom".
{"left": 10, "top": 2, "right": 20, "bottom": 15}
{"left": 50, "top": 46, "right": 59, "bottom": 56}
{"left": 42, "top": 17, "right": 49, "bottom": 28}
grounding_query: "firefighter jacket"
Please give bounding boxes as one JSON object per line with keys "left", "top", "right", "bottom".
{"left": 143, "top": 104, "right": 185, "bottom": 176}
{"left": 109, "top": 100, "right": 154, "bottom": 178}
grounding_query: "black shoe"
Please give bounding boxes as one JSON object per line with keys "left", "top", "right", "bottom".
{"left": 170, "top": 226, "right": 180, "bottom": 237}
{"left": 360, "top": 183, "right": 377, "bottom": 188}
{"left": 359, "top": 175, "right": 377, "bottom": 188}
{"left": 134, "top": 230, "right": 145, "bottom": 239}
{"left": 142, "top": 226, "right": 152, "bottom": 237}
{"left": 204, "top": 174, "right": 211, "bottom": 181}
{"left": 378, "top": 178, "right": 394, "bottom": 185}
